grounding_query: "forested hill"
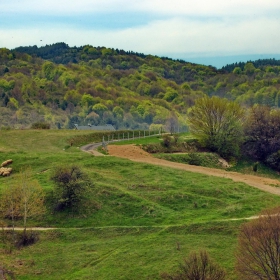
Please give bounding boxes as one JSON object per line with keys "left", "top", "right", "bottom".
{"left": 13, "top": 43, "right": 219, "bottom": 84}
{"left": 1, "top": 43, "right": 280, "bottom": 129}
{"left": 221, "top": 58, "right": 280, "bottom": 73}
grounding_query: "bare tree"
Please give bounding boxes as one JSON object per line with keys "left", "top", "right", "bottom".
{"left": 165, "top": 112, "right": 179, "bottom": 134}
{"left": 18, "top": 168, "right": 45, "bottom": 230}
{"left": 236, "top": 207, "right": 280, "bottom": 279}
{"left": 0, "top": 167, "right": 45, "bottom": 231}
{"left": 161, "top": 250, "right": 226, "bottom": 280}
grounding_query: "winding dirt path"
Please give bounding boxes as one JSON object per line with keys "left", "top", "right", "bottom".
{"left": 108, "top": 144, "right": 280, "bottom": 196}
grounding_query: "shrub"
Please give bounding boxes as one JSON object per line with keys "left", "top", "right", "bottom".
{"left": 1, "top": 126, "right": 11, "bottom": 130}
{"left": 161, "top": 250, "right": 226, "bottom": 280}
{"left": 188, "top": 153, "right": 202, "bottom": 166}
{"left": 265, "top": 151, "right": 280, "bottom": 171}
{"left": 162, "top": 134, "right": 173, "bottom": 148}
{"left": 31, "top": 122, "right": 50, "bottom": 129}
{"left": 252, "top": 161, "right": 259, "bottom": 172}
{"left": 16, "top": 230, "right": 39, "bottom": 248}
{"left": 50, "top": 165, "right": 93, "bottom": 213}
{"left": 142, "top": 143, "right": 163, "bottom": 153}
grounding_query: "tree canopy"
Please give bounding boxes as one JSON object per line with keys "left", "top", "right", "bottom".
{"left": 1, "top": 43, "right": 280, "bottom": 129}
{"left": 244, "top": 105, "right": 280, "bottom": 161}
{"left": 187, "top": 96, "right": 245, "bottom": 158}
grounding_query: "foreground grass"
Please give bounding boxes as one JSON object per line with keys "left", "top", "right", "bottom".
{"left": 1, "top": 221, "right": 240, "bottom": 280}
{"left": 1, "top": 130, "right": 280, "bottom": 279}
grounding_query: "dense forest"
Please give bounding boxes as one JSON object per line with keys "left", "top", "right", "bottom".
{"left": 1, "top": 43, "right": 280, "bottom": 129}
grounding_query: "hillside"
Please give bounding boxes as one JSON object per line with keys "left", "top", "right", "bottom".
{"left": 1, "top": 130, "right": 280, "bottom": 279}
{"left": 1, "top": 43, "right": 280, "bottom": 129}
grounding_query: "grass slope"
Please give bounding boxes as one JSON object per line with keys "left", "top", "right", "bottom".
{"left": 0, "top": 130, "right": 280, "bottom": 279}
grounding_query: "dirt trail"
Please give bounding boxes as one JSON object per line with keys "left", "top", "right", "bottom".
{"left": 108, "top": 144, "right": 280, "bottom": 196}
{"left": 2, "top": 227, "right": 57, "bottom": 231}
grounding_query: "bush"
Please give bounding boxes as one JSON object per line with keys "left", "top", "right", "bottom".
{"left": 161, "top": 250, "right": 226, "bottom": 280}
{"left": 265, "top": 151, "right": 280, "bottom": 171}
{"left": 188, "top": 153, "right": 202, "bottom": 166}
{"left": 162, "top": 134, "right": 173, "bottom": 148}
{"left": 31, "top": 122, "right": 50, "bottom": 129}
{"left": 51, "top": 165, "right": 93, "bottom": 213}
{"left": 252, "top": 161, "right": 259, "bottom": 172}
{"left": 1, "top": 126, "right": 11, "bottom": 130}
{"left": 16, "top": 230, "right": 39, "bottom": 248}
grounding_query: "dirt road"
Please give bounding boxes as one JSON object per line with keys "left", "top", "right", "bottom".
{"left": 108, "top": 144, "right": 280, "bottom": 196}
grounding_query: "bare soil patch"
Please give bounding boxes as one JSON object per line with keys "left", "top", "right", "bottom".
{"left": 108, "top": 144, "right": 280, "bottom": 196}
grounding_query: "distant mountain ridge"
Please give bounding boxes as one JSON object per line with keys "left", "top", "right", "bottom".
{"left": 14, "top": 43, "right": 280, "bottom": 72}
{"left": 13, "top": 43, "right": 196, "bottom": 69}
{"left": 221, "top": 58, "right": 280, "bottom": 72}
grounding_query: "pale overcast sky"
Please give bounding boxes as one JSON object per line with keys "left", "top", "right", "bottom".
{"left": 1, "top": 0, "right": 280, "bottom": 67}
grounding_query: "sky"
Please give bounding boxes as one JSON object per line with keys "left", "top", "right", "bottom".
{"left": 1, "top": 0, "right": 280, "bottom": 68}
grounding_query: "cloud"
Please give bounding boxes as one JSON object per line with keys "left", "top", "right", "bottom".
{"left": 1, "top": 0, "right": 280, "bottom": 17}
{"left": 0, "top": 0, "right": 132, "bottom": 15}
{"left": 1, "top": 0, "right": 280, "bottom": 63}
{"left": 134, "top": 0, "right": 280, "bottom": 17}
{"left": 1, "top": 17, "right": 280, "bottom": 57}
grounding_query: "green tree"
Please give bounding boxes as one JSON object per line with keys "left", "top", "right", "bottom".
{"left": 81, "top": 93, "right": 95, "bottom": 107}
{"left": 0, "top": 79, "right": 15, "bottom": 91}
{"left": 64, "top": 90, "right": 81, "bottom": 106}
{"left": 92, "top": 103, "right": 108, "bottom": 117}
{"left": 51, "top": 165, "right": 92, "bottom": 213}
{"left": 244, "top": 62, "right": 256, "bottom": 75}
{"left": 233, "top": 67, "right": 242, "bottom": 74}
{"left": 164, "top": 87, "right": 179, "bottom": 102}
{"left": 113, "top": 106, "right": 124, "bottom": 119}
{"left": 187, "top": 96, "right": 245, "bottom": 158}
{"left": 42, "top": 61, "right": 56, "bottom": 80}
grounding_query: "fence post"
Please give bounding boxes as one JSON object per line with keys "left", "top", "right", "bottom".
{"left": 133, "top": 131, "right": 134, "bottom": 139}
{"left": 144, "top": 130, "right": 145, "bottom": 138}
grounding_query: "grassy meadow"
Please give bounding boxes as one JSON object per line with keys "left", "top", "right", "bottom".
{"left": 1, "top": 129, "right": 280, "bottom": 279}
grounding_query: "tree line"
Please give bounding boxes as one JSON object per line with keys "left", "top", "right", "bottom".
{"left": 1, "top": 43, "right": 280, "bottom": 130}
{"left": 188, "top": 96, "right": 280, "bottom": 171}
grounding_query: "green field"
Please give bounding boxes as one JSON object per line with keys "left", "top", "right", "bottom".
{"left": 1, "top": 130, "right": 280, "bottom": 279}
